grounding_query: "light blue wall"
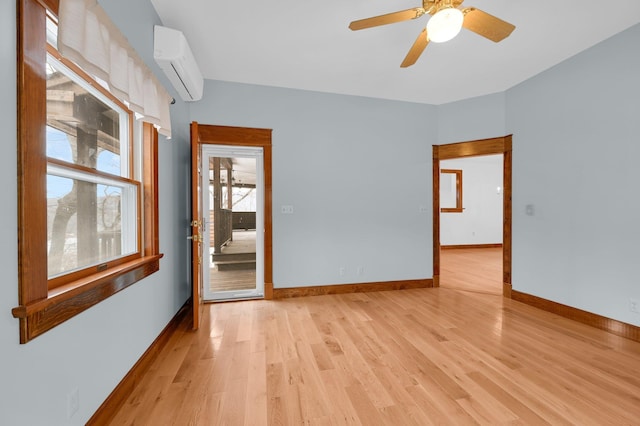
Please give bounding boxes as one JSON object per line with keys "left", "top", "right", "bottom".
{"left": 440, "top": 155, "right": 503, "bottom": 245}
{"left": 438, "top": 25, "right": 640, "bottom": 325}
{"left": 0, "top": 1, "right": 191, "bottom": 424}
{"left": 437, "top": 91, "right": 507, "bottom": 145}
{"left": 1, "top": 0, "right": 638, "bottom": 422}
{"left": 190, "top": 82, "right": 436, "bottom": 287}
{"left": 507, "top": 23, "right": 640, "bottom": 326}
{"left": 436, "top": 92, "right": 508, "bottom": 247}
{"left": 435, "top": 24, "right": 640, "bottom": 326}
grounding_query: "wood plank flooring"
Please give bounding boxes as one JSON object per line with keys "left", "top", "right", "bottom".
{"left": 216, "top": 230, "right": 256, "bottom": 255}
{"left": 209, "top": 269, "right": 256, "bottom": 292}
{"left": 108, "top": 251, "right": 640, "bottom": 425}
{"left": 440, "top": 247, "right": 502, "bottom": 295}
{"left": 210, "top": 230, "right": 257, "bottom": 292}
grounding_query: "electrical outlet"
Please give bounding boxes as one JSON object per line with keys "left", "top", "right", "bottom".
{"left": 339, "top": 267, "right": 345, "bottom": 276}
{"left": 630, "top": 298, "right": 639, "bottom": 314}
{"left": 357, "top": 266, "right": 364, "bottom": 275}
{"left": 281, "top": 205, "right": 294, "bottom": 214}
{"left": 67, "top": 388, "right": 79, "bottom": 419}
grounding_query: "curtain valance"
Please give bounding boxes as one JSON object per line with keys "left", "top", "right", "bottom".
{"left": 58, "top": 0, "right": 172, "bottom": 137}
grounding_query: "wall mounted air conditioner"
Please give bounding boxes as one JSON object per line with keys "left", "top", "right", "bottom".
{"left": 153, "top": 25, "right": 204, "bottom": 102}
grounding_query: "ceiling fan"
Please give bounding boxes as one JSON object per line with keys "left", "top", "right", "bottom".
{"left": 349, "top": 0, "right": 515, "bottom": 67}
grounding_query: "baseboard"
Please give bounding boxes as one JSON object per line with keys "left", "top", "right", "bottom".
{"left": 441, "top": 243, "right": 503, "bottom": 250}
{"left": 511, "top": 290, "right": 639, "bottom": 343}
{"left": 503, "top": 282, "right": 512, "bottom": 298}
{"left": 87, "top": 301, "right": 190, "bottom": 425}
{"left": 273, "top": 279, "right": 433, "bottom": 299}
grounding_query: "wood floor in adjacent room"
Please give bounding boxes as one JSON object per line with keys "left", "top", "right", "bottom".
{"left": 440, "top": 247, "right": 503, "bottom": 295}
{"left": 108, "top": 252, "right": 640, "bottom": 425}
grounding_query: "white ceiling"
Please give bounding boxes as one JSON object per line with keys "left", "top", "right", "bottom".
{"left": 150, "top": 0, "right": 640, "bottom": 105}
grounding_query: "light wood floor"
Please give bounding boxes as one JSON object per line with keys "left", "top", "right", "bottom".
{"left": 440, "top": 247, "right": 502, "bottom": 295}
{"left": 108, "top": 253, "right": 640, "bottom": 425}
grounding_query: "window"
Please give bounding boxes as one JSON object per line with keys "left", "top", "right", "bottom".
{"left": 440, "top": 169, "right": 463, "bottom": 213}
{"left": 13, "top": 0, "right": 161, "bottom": 343}
{"left": 46, "top": 50, "right": 140, "bottom": 285}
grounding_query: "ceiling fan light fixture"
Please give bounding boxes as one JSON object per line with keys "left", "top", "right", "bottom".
{"left": 426, "top": 7, "right": 464, "bottom": 43}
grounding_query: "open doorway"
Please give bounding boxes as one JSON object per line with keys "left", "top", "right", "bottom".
{"left": 202, "top": 145, "right": 264, "bottom": 301}
{"left": 439, "top": 155, "right": 503, "bottom": 294}
{"left": 190, "top": 123, "right": 273, "bottom": 330}
{"left": 432, "top": 135, "right": 512, "bottom": 297}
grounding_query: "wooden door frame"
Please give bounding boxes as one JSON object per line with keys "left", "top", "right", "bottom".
{"left": 432, "top": 135, "right": 513, "bottom": 296}
{"left": 190, "top": 122, "right": 203, "bottom": 329}
{"left": 192, "top": 122, "right": 274, "bottom": 300}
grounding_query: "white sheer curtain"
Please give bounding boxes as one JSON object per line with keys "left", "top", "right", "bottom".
{"left": 57, "top": 0, "right": 172, "bottom": 137}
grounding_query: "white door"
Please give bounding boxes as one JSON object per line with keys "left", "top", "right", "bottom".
{"left": 201, "top": 145, "right": 264, "bottom": 301}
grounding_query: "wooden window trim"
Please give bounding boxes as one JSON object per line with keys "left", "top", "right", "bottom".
{"left": 38, "top": 0, "right": 58, "bottom": 15}
{"left": 440, "top": 169, "right": 463, "bottom": 213}
{"left": 143, "top": 122, "right": 160, "bottom": 256}
{"left": 13, "top": 0, "right": 162, "bottom": 344}
{"left": 12, "top": 255, "right": 162, "bottom": 341}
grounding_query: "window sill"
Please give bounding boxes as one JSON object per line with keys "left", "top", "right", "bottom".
{"left": 12, "top": 254, "right": 163, "bottom": 343}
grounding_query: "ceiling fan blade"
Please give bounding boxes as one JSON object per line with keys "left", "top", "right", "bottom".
{"left": 462, "top": 8, "right": 515, "bottom": 42}
{"left": 400, "top": 28, "right": 429, "bottom": 68}
{"left": 349, "top": 8, "right": 425, "bottom": 31}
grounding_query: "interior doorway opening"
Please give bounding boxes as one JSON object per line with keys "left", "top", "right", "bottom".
{"left": 439, "top": 154, "right": 503, "bottom": 295}
{"left": 432, "top": 135, "right": 512, "bottom": 297}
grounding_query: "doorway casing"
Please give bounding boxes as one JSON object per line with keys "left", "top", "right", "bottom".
{"left": 432, "top": 135, "right": 512, "bottom": 296}
{"left": 190, "top": 122, "right": 273, "bottom": 330}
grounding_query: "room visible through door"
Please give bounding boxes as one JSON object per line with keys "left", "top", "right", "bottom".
{"left": 439, "top": 155, "right": 503, "bottom": 295}
{"left": 201, "top": 145, "right": 264, "bottom": 301}
{"left": 432, "top": 136, "right": 513, "bottom": 297}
